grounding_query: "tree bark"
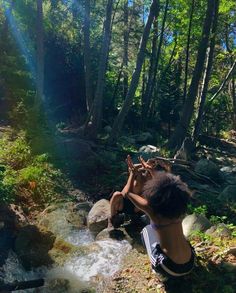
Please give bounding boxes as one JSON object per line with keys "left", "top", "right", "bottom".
{"left": 85, "top": 0, "right": 114, "bottom": 139}
{"left": 183, "top": 0, "right": 195, "bottom": 103}
{"left": 36, "top": 0, "right": 44, "bottom": 103}
{"left": 109, "top": 0, "right": 159, "bottom": 144}
{"left": 142, "top": 0, "right": 167, "bottom": 121}
{"left": 83, "top": 0, "right": 93, "bottom": 112}
{"left": 168, "top": 0, "right": 215, "bottom": 149}
{"left": 232, "top": 76, "right": 236, "bottom": 130}
{"left": 193, "top": 0, "right": 219, "bottom": 141}
{"left": 141, "top": 16, "right": 158, "bottom": 124}
{"left": 123, "top": 0, "right": 129, "bottom": 98}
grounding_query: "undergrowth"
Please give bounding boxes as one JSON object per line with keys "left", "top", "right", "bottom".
{"left": 0, "top": 130, "right": 70, "bottom": 204}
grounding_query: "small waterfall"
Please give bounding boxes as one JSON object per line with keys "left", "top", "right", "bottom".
{"left": 1, "top": 228, "right": 132, "bottom": 292}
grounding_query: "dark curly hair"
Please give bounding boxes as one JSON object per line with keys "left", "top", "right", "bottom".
{"left": 142, "top": 172, "right": 191, "bottom": 219}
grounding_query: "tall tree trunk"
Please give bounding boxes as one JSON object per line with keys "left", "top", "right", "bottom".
{"left": 85, "top": 0, "right": 114, "bottom": 139}
{"left": 123, "top": 0, "right": 129, "bottom": 98}
{"left": 142, "top": 0, "right": 167, "bottom": 121}
{"left": 193, "top": 0, "right": 219, "bottom": 141}
{"left": 183, "top": 0, "right": 195, "bottom": 103}
{"left": 168, "top": 0, "right": 215, "bottom": 149}
{"left": 36, "top": 0, "right": 44, "bottom": 103}
{"left": 83, "top": 0, "right": 93, "bottom": 112}
{"left": 141, "top": 16, "right": 158, "bottom": 124}
{"left": 232, "top": 76, "right": 236, "bottom": 130}
{"left": 109, "top": 0, "right": 159, "bottom": 144}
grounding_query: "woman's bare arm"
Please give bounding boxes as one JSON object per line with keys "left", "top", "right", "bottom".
{"left": 124, "top": 191, "right": 153, "bottom": 217}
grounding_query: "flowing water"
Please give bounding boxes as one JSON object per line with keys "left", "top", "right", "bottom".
{"left": 0, "top": 228, "right": 132, "bottom": 292}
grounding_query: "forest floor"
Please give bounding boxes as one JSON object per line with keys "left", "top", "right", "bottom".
{"left": 103, "top": 235, "right": 236, "bottom": 293}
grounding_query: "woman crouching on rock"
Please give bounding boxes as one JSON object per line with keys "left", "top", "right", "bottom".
{"left": 111, "top": 155, "right": 195, "bottom": 278}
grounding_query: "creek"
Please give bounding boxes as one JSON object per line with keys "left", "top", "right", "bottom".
{"left": 1, "top": 227, "right": 132, "bottom": 292}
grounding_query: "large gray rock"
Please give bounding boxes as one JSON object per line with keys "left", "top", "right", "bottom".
{"left": 182, "top": 213, "right": 212, "bottom": 237}
{"left": 194, "top": 159, "right": 221, "bottom": 182}
{"left": 218, "top": 185, "right": 236, "bottom": 202}
{"left": 96, "top": 227, "right": 133, "bottom": 244}
{"left": 205, "top": 223, "right": 231, "bottom": 237}
{"left": 138, "top": 145, "right": 160, "bottom": 154}
{"left": 87, "top": 199, "right": 111, "bottom": 235}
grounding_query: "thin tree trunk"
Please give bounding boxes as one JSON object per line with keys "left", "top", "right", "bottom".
{"left": 85, "top": 0, "right": 114, "bottom": 139}
{"left": 193, "top": 0, "right": 219, "bottom": 140}
{"left": 141, "top": 16, "right": 159, "bottom": 123}
{"left": 109, "top": 0, "right": 159, "bottom": 144}
{"left": 123, "top": 0, "right": 129, "bottom": 98}
{"left": 232, "top": 76, "right": 236, "bottom": 130}
{"left": 183, "top": 0, "right": 195, "bottom": 103}
{"left": 168, "top": 0, "right": 215, "bottom": 149}
{"left": 142, "top": 0, "right": 167, "bottom": 120}
{"left": 36, "top": 0, "right": 44, "bottom": 103}
{"left": 209, "top": 59, "right": 236, "bottom": 103}
{"left": 83, "top": 0, "right": 93, "bottom": 112}
{"left": 149, "top": 0, "right": 169, "bottom": 98}
{"left": 111, "top": 1, "right": 135, "bottom": 105}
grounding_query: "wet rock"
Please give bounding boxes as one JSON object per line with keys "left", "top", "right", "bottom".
{"left": 14, "top": 225, "right": 79, "bottom": 269}
{"left": 14, "top": 225, "right": 56, "bottom": 269}
{"left": 0, "top": 204, "right": 28, "bottom": 266}
{"left": 205, "top": 223, "right": 231, "bottom": 237}
{"left": 0, "top": 204, "right": 28, "bottom": 229}
{"left": 87, "top": 199, "right": 111, "bottom": 235}
{"left": 182, "top": 214, "right": 212, "bottom": 238}
{"left": 39, "top": 203, "right": 87, "bottom": 238}
{"left": 194, "top": 159, "right": 222, "bottom": 182}
{"left": 96, "top": 227, "right": 133, "bottom": 244}
{"left": 218, "top": 185, "right": 236, "bottom": 202}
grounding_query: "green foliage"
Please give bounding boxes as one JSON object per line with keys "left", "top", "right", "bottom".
{"left": 210, "top": 215, "right": 227, "bottom": 225}
{"left": 0, "top": 131, "right": 31, "bottom": 169}
{"left": 0, "top": 131, "right": 69, "bottom": 204}
{"left": 188, "top": 204, "right": 208, "bottom": 216}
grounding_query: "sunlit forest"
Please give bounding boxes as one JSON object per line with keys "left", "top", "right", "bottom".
{"left": 0, "top": 0, "right": 236, "bottom": 292}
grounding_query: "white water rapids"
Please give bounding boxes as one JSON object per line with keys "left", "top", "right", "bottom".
{"left": 0, "top": 228, "right": 132, "bottom": 292}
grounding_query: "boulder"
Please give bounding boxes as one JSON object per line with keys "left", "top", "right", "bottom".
{"left": 14, "top": 225, "right": 79, "bottom": 269}
{"left": 218, "top": 185, "right": 236, "bottom": 202}
{"left": 0, "top": 204, "right": 28, "bottom": 266}
{"left": 55, "top": 138, "right": 95, "bottom": 160}
{"left": 87, "top": 199, "right": 111, "bottom": 235}
{"left": 182, "top": 214, "right": 212, "bottom": 238}
{"left": 138, "top": 145, "right": 160, "bottom": 154}
{"left": 74, "top": 202, "right": 93, "bottom": 214}
{"left": 133, "top": 132, "right": 153, "bottom": 143}
{"left": 96, "top": 227, "right": 133, "bottom": 244}
{"left": 205, "top": 223, "right": 231, "bottom": 237}
{"left": 194, "top": 159, "right": 222, "bottom": 182}
{"left": 14, "top": 225, "right": 56, "bottom": 269}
